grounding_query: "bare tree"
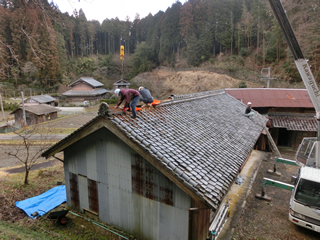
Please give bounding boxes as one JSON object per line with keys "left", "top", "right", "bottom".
{"left": 6, "top": 124, "right": 54, "bottom": 184}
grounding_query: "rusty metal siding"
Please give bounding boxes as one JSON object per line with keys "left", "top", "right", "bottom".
{"left": 69, "top": 172, "right": 79, "bottom": 209}
{"left": 64, "top": 128, "right": 191, "bottom": 240}
{"left": 131, "top": 154, "right": 175, "bottom": 206}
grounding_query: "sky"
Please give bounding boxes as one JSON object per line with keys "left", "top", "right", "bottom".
{"left": 51, "top": 0, "right": 181, "bottom": 23}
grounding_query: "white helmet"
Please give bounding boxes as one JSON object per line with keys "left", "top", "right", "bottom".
{"left": 138, "top": 86, "right": 144, "bottom": 91}
{"left": 247, "top": 102, "right": 252, "bottom": 105}
{"left": 114, "top": 89, "right": 120, "bottom": 96}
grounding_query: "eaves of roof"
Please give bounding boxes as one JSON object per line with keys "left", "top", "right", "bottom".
{"left": 269, "top": 113, "right": 317, "bottom": 131}
{"left": 11, "top": 104, "right": 59, "bottom": 115}
{"left": 62, "top": 89, "right": 108, "bottom": 96}
{"left": 42, "top": 90, "right": 264, "bottom": 210}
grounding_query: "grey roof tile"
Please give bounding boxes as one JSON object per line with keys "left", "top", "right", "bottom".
{"left": 43, "top": 90, "right": 263, "bottom": 211}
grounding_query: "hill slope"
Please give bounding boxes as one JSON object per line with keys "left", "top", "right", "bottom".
{"left": 131, "top": 67, "right": 300, "bottom": 99}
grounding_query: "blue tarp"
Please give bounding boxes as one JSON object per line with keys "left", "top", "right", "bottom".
{"left": 16, "top": 185, "right": 67, "bottom": 218}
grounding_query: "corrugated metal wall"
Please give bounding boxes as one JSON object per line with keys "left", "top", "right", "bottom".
{"left": 64, "top": 128, "right": 192, "bottom": 240}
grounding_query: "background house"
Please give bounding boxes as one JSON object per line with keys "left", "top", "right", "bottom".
{"left": 42, "top": 90, "right": 264, "bottom": 240}
{"left": 11, "top": 104, "right": 60, "bottom": 127}
{"left": 226, "top": 88, "right": 316, "bottom": 150}
{"left": 113, "top": 79, "right": 130, "bottom": 89}
{"left": 22, "top": 94, "right": 57, "bottom": 106}
{"left": 62, "top": 77, "right": 108, "bottom": 102}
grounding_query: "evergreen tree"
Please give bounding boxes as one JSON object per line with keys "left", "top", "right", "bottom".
{"left": 159, "top": 2, "right": 182, "bottom": 65}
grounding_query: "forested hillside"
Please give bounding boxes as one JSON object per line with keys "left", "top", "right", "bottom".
{"left": 0, "top": 0, "right": 319, "bottom": 96}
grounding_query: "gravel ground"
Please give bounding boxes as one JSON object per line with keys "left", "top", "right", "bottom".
{"left": 232, "top": 149, "right": 320, "bottom": 239}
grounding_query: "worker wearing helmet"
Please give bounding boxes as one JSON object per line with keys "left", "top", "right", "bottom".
{"left": 114, "top": 88, "right": 140, "bottom": 119}
{"left": 138, "top": 86, "right": 154, "bottom": 106}
{"left": 245, "top": 102, "right": 254, "bottom": 118}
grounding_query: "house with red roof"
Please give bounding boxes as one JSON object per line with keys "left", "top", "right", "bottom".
{"left": 226, "top": 88, "right": 316, "bottom": 150}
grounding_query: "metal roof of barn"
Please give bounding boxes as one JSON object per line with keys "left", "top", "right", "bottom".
{"left": 25, "top": 94, "right": 56, "bottom": 103}
{"left": 62, "top": 89, "right": 108, "bottom": 96}
{"left": 42, "top": 90, "right": 264, "bottom": 210}
{"left": 69, "top": 77, "right": 104, "bottom": 88}
{"left": 10, "top": 104, "right": 59, "bottom": 115}
{"left": 225, "top": 88, "right": 313, "bottom": 108}
{"left": 269, "top": 113, "right": 317, "bottom": 131}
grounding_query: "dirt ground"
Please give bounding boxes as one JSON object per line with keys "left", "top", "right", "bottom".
{"left": 0, "top": 107, "right": 99, "bottom": 169}
{"left": 232, "top": 149, "right": 320, "bottom": 240}
{"left": 131, "top": 67, "right": 298, "bottom": 99}
{"left": 132, "top": 68, "right": 263, "bottom": 99}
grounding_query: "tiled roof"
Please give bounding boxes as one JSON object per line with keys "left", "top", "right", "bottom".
{"left": 26, "top": 94, "right": 56, "bottom": 103}
{"left": 269, "top": 113, "right": 317, "bottom": 131}
{"left": 225, "top": 88, "right": 313, "bottom": 108}
{"left": 113, "top": 79, "right": 130, "bottom": 85}
{"left": 42, "top": 90, "right": 264, "bottom": 210}
{"left": 10, "top": 104, "right": 59, "bottom": 115}
{"left": 69, "top": 77, "right": 104, "bottom": 88}
{"left": 62, "top": 89, "right": 108, "bottom": 96}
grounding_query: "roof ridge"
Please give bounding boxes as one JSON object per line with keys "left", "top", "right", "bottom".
{"left": 158, "top": 89, "right": 225, "bottom": 107}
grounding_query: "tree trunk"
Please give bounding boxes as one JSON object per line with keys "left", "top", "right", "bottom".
{"left": 257, "top": 6, "right": 260, "bottom": 55}
{"left": 24, "top": 165, "right": 29, "bottom": 184}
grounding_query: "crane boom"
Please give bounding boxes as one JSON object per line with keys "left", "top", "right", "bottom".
{"left": 268, "top": 0, "right": 320, "bottom": 168}
{"left": 268, "top": 0, "right": 320, "bottom": 115}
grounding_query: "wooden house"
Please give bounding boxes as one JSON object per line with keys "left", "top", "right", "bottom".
{"left": 23, "top": 94, "right": 56, "bottom": 106}
{"left": 226, "top": 88, "right": 316, "bottom": 150}
{"left": 10, "top": 104, "right": 60, "bottom": 127}
{"left": 113, "top": 79, "right": 130, "bottom": 89}
{"left": 63, "top": 77, "right": 108, "bottom": 102}
{"left": 42, "top": 90, "right": 264, "bottom": 240}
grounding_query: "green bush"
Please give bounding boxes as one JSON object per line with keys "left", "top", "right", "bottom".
{"left": 239, "top": 82, "right": 247, "bottom": 88}
{"left": 240, "top": 48, "right": 248, "bottom": 57}
{"left": 3, "top": 101, "right": 19, "bottom": 111}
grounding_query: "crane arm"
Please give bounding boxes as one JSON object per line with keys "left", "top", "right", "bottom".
{"left": 268, "top": 0, "right": 320, "bottom": 117}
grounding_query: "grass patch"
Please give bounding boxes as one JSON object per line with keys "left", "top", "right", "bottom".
{"left": 0, "top": 165, "right": 132, "bottom": 239}
{"left": 0, "top": 220, "right": 55, "bottom": 239}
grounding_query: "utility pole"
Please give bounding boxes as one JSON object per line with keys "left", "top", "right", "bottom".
{"left": 0, "top": 93, "right": 5, "bottom": 121}
{"left": 261, "top": 67, "right": 277, "bottom": 88}
{"left": 21, "top": 91, "right": 27, "bottom": 132}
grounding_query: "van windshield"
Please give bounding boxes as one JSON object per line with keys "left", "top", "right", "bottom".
{"left": 295, "top": 178, "right": 320, "bottom": 208}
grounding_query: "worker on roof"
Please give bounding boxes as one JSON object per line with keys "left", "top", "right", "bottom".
{"left": 138, "top": 86, "right": 154, "bottom": 106}
{"left": 245, "top": 102, "right": 254, "bottom": 118}
{"left": 115, "top": 88, "right": 140, "bottom": 119}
